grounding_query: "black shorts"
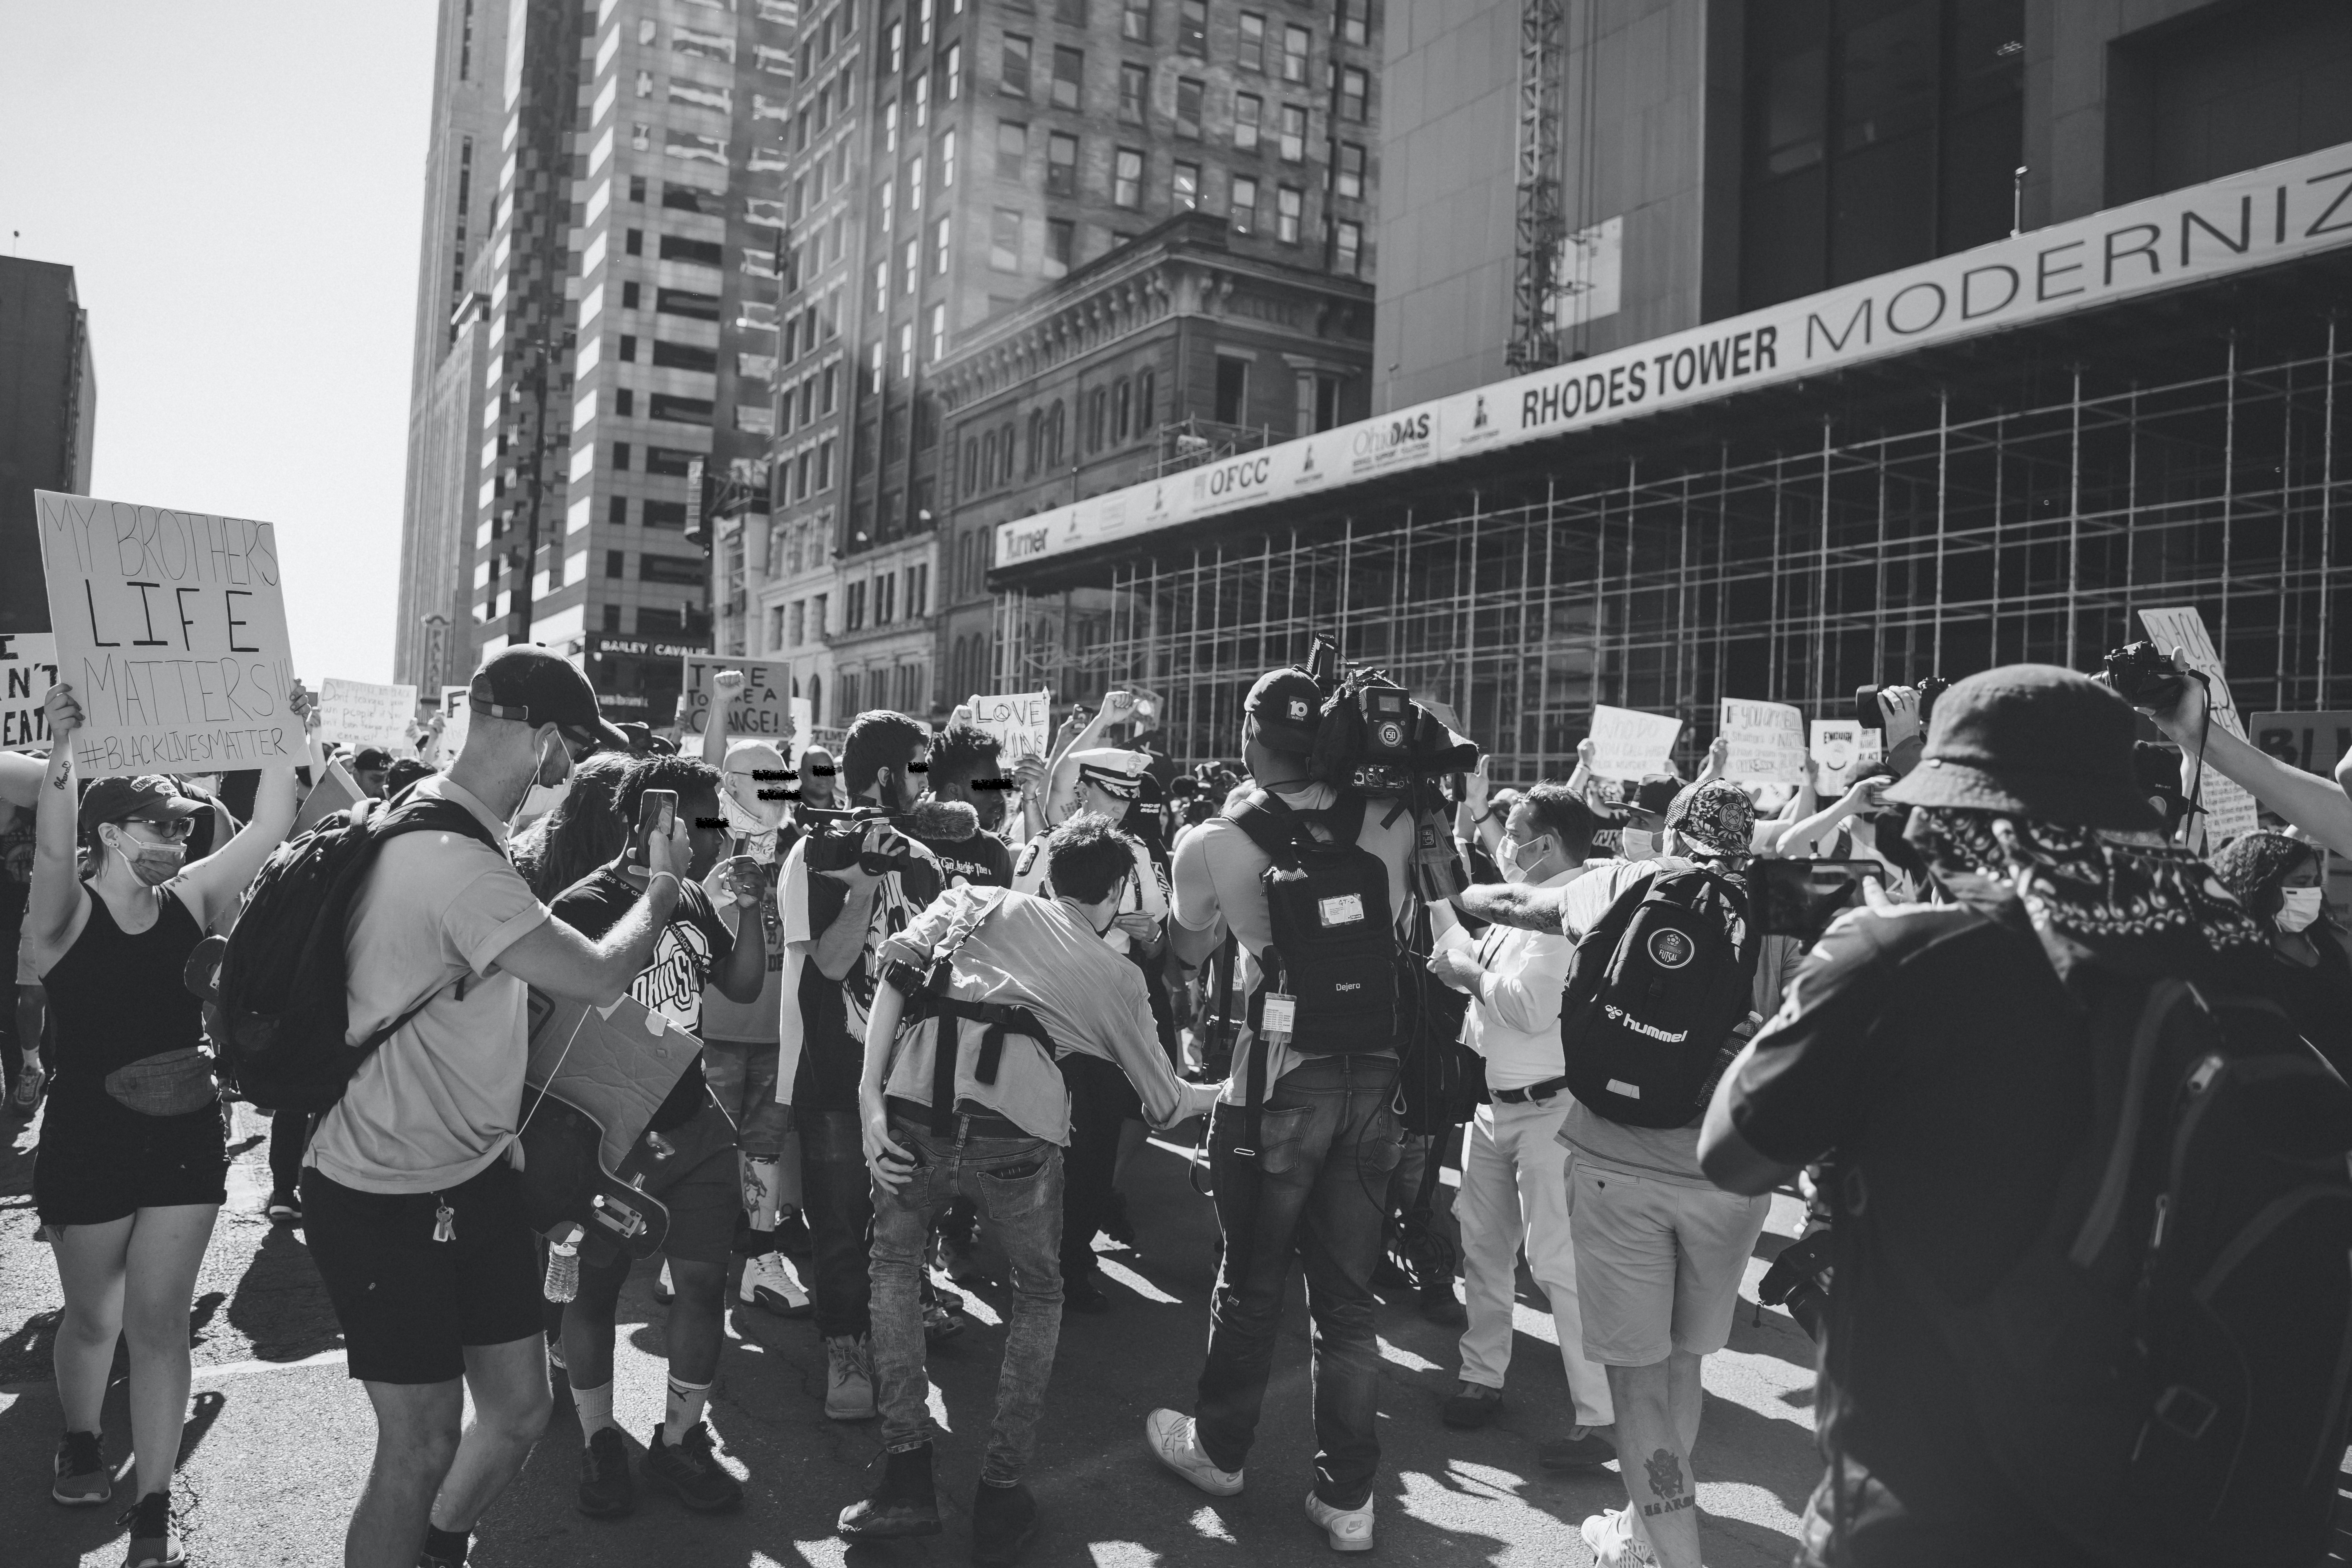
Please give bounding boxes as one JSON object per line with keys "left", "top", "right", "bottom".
{"left": 35, "top": 1094, "right": 229, "bottom": 1227}
{"left": 303, "top": 1158, "right": 543, "bottom": 1385}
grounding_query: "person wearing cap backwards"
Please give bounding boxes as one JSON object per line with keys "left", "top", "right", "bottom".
{"left": 1142, "top": 664, "right": 1418, "bottom": 1553}
{"left": 1013, "top": 746, "right": 1170, "bottom": 1313}
{"left": 22, "top": 678, "right": 310, "bottom": 1567}
{"left": 1455, "top": 775, "right": 1772, "bottom": 1568}
{"left": 300, "top": 648, "right": 695, "bottom": 1568}
{"left": 349, "top": 746, "right": 394, "bottom": 801}
{"left": 1698, "top": 667, "right": 2301, "bottom": 1568}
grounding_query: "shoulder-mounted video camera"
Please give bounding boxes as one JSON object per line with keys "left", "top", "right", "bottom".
{"left": 1301, "top": 637, "right": 1481, "bottom": 799}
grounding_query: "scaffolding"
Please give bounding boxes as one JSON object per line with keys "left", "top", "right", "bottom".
{"left": 1001, "top": 309, "right": 2351, "bottom": 780}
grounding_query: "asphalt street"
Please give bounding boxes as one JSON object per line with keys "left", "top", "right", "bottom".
{"left": 0, "top": 1099, "right": 1833, "bottom": 1567}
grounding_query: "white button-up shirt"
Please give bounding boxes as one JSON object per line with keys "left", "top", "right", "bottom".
{"left": 1458, "top": 863, "right": 1585, "bottom": 1091}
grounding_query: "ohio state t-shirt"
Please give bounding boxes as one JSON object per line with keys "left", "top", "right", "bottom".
{"left": 550, "top": 866, "right": 734, "bottom": 1131}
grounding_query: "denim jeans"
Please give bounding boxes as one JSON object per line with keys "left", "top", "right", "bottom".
{"left": 798, "top": 1107, "right": 872, "bottom": 1339}
{"left": 1059, "top": 1052, "right": 1139, "bottom": 1282}
{"left": 1194, "top": 1051, "right": 1402, "bottom": 1509}
{"left": 871, "top": 1115, "right": 1065, "bottom": 1484}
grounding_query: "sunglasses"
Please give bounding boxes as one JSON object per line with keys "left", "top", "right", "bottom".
{"left": 119, "top": 816, "right": 194, "bottom": 842}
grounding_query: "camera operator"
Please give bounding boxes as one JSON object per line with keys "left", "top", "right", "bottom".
{"left": 775, "top": 710, "right": 942, "bottom": 1422}
{"left": 2128, "top": 645, "right": 2352, "bottom": 855}
{"left": 1143, "top": 666, "right": 1417, "bottom": 1553}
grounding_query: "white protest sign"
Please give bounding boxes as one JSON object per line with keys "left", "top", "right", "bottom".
{"left": 968, "top": 691, "right": 1051, "bottom": 762}
{"left": 679, "top": 655, "right": 795, "bottom": 744}
{"left": 1586, "top": 704, "right": 1681, "bottom": 780}
{"left": 789, "top": 696, "right": 813, "bottom": 767}
{"left": 1811, "top": 719, "right": 1864, "bottom": 792}
{"left": 292, "top": 757, "right": 366, "bottom": 837}
{"left": 34, "top": 492, "right": 300, "bottom": 780}
{"left": 2139, "top": 606, "right": 2260, "bottom": 847}
{"left": 1720, "top": 698, "right": 1809, "bottom": 785}
{"left": 1, "top": 631, "right": 59, "bottom": 753}
{"left": 436, "top": 684, "right": 472, "bottom": 762}
{"left": 318, "top": 677, "right": 420, "bottom": 752}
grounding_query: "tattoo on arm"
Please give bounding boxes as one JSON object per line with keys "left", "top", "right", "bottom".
{"left": 1455, "top": 881, "right": 1566, "bottom": 934}
{"left": 51, "top": 763, "right": 69, "bottom": 790}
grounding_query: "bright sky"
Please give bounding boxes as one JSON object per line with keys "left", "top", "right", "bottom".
{"left": 3, "top": 3, "right": 439, "bottom": 685}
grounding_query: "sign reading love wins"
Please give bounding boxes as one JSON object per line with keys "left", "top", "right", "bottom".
{"left": 35, "top": 492, "right": 300, "bottom": 780}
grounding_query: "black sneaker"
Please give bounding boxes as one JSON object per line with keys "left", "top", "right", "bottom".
{"left": 266, "top": 1191, "right": 301, "bottom": 1223}
{"left": 119, "top": 1491, "right": 183, "bottom": 1567}
{"left": 1103, "top": 1190, "right": 1137, "bottom": 1246}
{"left": 971, "top": 1479, "right": 1041, "bottom": 1567}
{"left": 576, "top": 1426, "right": 636, "bottom": 1519}
{"left": 837, "top": 1443, "right": 942, "bottom": 1539}
{"left": 1063, "top": 1272, "right": 1112, "bottom": 1314}
{"left": 642, "top": 1421, "right": 743, "bottom": 1513}
{"left": 52, "top": 1428, "right": 111, "bottom": 1506}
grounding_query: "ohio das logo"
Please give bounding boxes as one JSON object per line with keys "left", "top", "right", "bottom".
{"left": 1646, "top": 927, "right": 1695, "bottom": 969}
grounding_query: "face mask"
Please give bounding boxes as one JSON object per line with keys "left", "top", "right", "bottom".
{"left": 109, "top": 829, "right": 187, "bottom": 887}
{"left": 1497, "top": 835, "right": 1543, "bottom": 884}
{"left": 719, "top": 788, "right": 782, "bottom": 863}
{"left": 1620, "top": 826, "right": 1660, "bottom": 862}
{"left": 2276, "top": 886, "right": 2324, "bottom": 933}
{"left": 517, "top": 734, "right": 572, "bottom": 820}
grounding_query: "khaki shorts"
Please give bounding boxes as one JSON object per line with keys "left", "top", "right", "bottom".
{"left": 1569, "top": 1155, "right": 1771, "bottom": 1367}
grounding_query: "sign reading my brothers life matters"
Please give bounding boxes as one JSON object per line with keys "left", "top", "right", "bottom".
{"left": 35, "top": 491, "right": 300, "bottom": 780}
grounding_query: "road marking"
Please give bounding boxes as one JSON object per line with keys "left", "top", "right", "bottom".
{"left": 0, "top": 1347, "right": 346, "bottom": 1397}
{"left": 1097, "top": 1257, "right": 1180, "bottom": 1305}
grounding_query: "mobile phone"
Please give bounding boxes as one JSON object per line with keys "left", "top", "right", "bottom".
{"left": 634, "top": 789, "right": 679, "bottom": 866}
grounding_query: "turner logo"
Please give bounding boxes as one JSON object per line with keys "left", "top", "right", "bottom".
{"left": 1001, "top": 525, "right": 1052, "bottom": 561}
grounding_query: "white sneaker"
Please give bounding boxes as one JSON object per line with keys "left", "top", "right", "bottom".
{"left": 1581, "top": 1505, "right": 1658, "bottom": 1567}
{"left": 740, "top": 1251, "right": 811, "bottom": 1317}
{"left": 1305, "top": 1489, "right": 1374, "bottom": 1553}
{"left": 1143, "top": 1408, "right": 1243, "bottom": 1497}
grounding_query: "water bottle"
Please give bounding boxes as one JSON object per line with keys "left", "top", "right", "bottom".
{"left": 543, "top": 1223, "right": 583, "bottom": 1303}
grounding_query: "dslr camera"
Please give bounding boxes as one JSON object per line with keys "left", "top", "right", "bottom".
{"left": 1854, "top": 675, "right": 1951, "bottom": 732}
{"left": 2100, "top": 639, "right": 2200, "bottom": 711}
{"left": 800, "top": 806, "right": 920, "bottom": 876}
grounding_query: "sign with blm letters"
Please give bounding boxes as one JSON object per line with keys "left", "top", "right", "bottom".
{"left": 680, "top": 655, "right": 795, "bottom": 742}
{"left": 2138, "top": 607, "right": 2260, "bottom": 848}
{"left": 2, "top": 632, "right": 59, "bottom": 753}
{"left": 35, "top": 492, "right": 299, "bottom": 781}
{"left": 1720, "top": 698, "right": 1809, "bottom": 785}
{"left": 2250, "top": 711, "right": 2352, "bottom": 777}
{"left": 1586, "top": 705, "right": 1681, "bottom": 779}
{"left": 318, "top": 677, "right": 420, "bottom": 751}
{"left": 968, "top": 691, "right": 1050, "bottom": 762}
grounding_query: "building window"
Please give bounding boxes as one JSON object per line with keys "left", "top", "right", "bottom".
{"left": 996, "top": 119, "right": 1027, "bottom": 179}
{"left": 941, "top": 126, "right": 957, "bottom": 185}
{"left": 1120, "top": 63, "right": 1149, "bottom": 123}
{"left": 609, "top": 495, "right": 629, "bottom": 526}
{"left": 1112, "top": 377, "right": 1131, "bottom": 441}
{"left": 1276, "top": 184, "right": 1301, "bottom": 242}
{"left": 885, "top": 100, "right": 899, "bottom": 152}
{"left": 934, "top": 215, "right": 953, "bottom": 272}
{"left": 874, "top": 258, "right": 889, "bottom": 312}
{"left": 1088, "top": 385, "right": 1108, "bottom": 449}
{"left": 980, "top": 429, "right": 997, "bottom": 487}
{"left": 616, "top": 389, "right": 636, "bottom": 416}
{"left": 1333, "top": 219, "right": 1361, "bottom": 276}
{"left": 1178, "top": 0, "right": 1207, "bottom": 57}
{"left": 1175, "top": 77, "right": 1203, "bottom": 138}
{"left": 1230, "top": 173, "right": 1258, "bottom": 231}
{"left": 625, "top": 227, "right": 644, "bottom": 255}
{"left": 877, "top": 572, "right": 895, "bottom": 625}
{"left": 888, "top": 19, "right": 904, "bottom": 72}
{"left": 606, "top": 549, "right": 627, "bottom": 579}
{"left": 1215, "top": 356, "right": 1248, "bottom": 423}
{"left": 1051, "top": 45, "right": 1083, "bottom": 110}
{"left": 1336, "top": 141, "right": 1365, "bottom": 200}
{"left": 1001, "top": 34, "right": 1031, "bottom": 96}
{"left": 869, "top": 338, "right": 885, "bottom": 393}
{"left": 930, "top": 301, "right": 947, "bottom": 359}
{"left": 1339, "top": 65, "right": 1367, "bottom": 123}
{"left": 1113, "top": 147, "right": 1143, "bottom": 207}
{"left": 908, "top": 154, "right": 926, "bottom": 212}
{"left": 878, "top": 177, "right": 894, "bottom": 233}
{"left": 919, "top": 0, "right": 935, "bottom": 46}
{"left": 904, "top": 236, "right": 919, "bottom": 294}
{"left": 1279, "top": 103, "right": 1306, "bottom": 161}
{"left": 945, "top": 41, "right": 961, "bottom": 100}
{"left": 1281, "top": 24, "right": 1309, "bottom": 82}
{"left": 1026, "top": 409, "right": 1044, "bottom": 475}
{"left": 1046, "top": 131, "right": 1078, "bottom": 196}
{"left": 914, "top": 71, "right": 930, "bottom": 128}
{"left": 622, "top": 280, "right": 641, "bottom": 309}
{"left": 991, "top": 206, "right": 1023, "bottom": 269}
{"left": 1172, "top": 160, "right": 1199, "bottom": 209}
{"left": 822, "top": 363, "right": 838, "bottom": 412}
{"left": 898, "top": 323, "right": 915, "bottom": 377}
{"left": 1122, "top": 0, "right": 1151, "bottom": 42}
{"left": 817, "top": 437, "right": 835, "bottom": 489}
{"left": 1137, "top": 366, "right": 1155, "bottom": 425}
{"left": 1238, "top": 11, "right": 1265, "bottom": 71}
{"left": 790, "top": 600, "right": 806, "bottom": 644}
{"left": 1341, "top": 0, "right": 1368, "bottom": 46}
{"left": 1045, "top": 217, "right": 1074, "bottom": 277}
{"left": 1234, "top": 92, "right": 1261, "bottom": 151}
{"left": 846, "top": 579, "right": 866, "bottom": 629}
{"left": 613, "top": 441, "right": 633, "bottom": 470}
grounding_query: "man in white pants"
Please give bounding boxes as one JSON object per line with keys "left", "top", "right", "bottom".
{"left": 1426, "top": 783, "right": 1616, "bottom": 1469}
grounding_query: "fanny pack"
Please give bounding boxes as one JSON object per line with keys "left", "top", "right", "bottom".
{"left": 104, "top": 1047, "right": 221, "bottom": 1117}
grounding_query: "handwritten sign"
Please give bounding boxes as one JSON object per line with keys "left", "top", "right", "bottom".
{"left": 1586, "top": 704, "right": 1681, "bottom": 780}
{"left": 968, "top": 690, "right": 1050, "bottom": 762}
{"left": 436, "top": 684, "right": 472, "bottom": 762}
{"left": 680, "top": 655, "right": 795, "bottom": 743}
{"left": 2139, "top": 607, "right": 2259, "bottom": 848}
{"left": 318, "top": 677, "right": 419, "bottom": 751}
{"left": 1, "top": 632, "right": 58, "bottom": 753}
{"left": 35, "top": 491, "right": 299, "bottom": 780}
{"left": 1720, "top": 698, "right": 1808, "bottom": 785}
{"left": 2250, "top": 711, "right": 2352, "bottom": 777}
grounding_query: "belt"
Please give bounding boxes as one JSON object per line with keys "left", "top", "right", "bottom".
{"left": 1491, "top": 1075, "right": 1570, "bottom": 1105}
{"left": 886, "top": 1095, "right": 1030, "bottom": 1142}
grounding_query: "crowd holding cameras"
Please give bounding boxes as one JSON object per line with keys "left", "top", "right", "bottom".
{"left": 5, "top": 623, "right": 2352, "bottom": 1568}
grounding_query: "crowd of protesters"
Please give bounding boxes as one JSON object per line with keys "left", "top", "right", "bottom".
{"left": 5, "top": 629, "right": 2352, "bottom": 1568}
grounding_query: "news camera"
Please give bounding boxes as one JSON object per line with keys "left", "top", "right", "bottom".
{"left": 799, "top": 805, "right": 920, "bottom": 876}
{"left": 1295, "top": 635, "right": 1483, "bottom": 900}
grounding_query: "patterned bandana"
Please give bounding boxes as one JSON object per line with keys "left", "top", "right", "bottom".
{"left": 1666, "top": 780, "right": 1756, "bottom": 861}
{"left": 1909, "top": 807, "right": 2263, "bottom": 958}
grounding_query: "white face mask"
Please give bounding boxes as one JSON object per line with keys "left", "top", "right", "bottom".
{"left": 1620, "top": 826, "right": 1661, "bottom": 862}
{"left": 2276, "top": 886, "right": 2324, "bottom": 933}
{"left": 1496, "top": 835, "right": 1547, "bottom": 884}
{"left": 516, "top": 733, "right": 572, "bottom": 820}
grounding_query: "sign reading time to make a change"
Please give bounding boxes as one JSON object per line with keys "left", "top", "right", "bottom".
{"left": 35, "top": 492, "right": 301, "bottom": 780}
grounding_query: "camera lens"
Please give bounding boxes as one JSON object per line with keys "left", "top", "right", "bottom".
{"left": 1376, "top": 720, "right": 1405, "bottom": 749}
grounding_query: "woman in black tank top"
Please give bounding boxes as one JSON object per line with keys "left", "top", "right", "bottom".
{"left": 23, "top": 682, "right": 304, "bottom": 1562}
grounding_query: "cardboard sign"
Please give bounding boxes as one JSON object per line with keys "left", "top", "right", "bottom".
{"left": 1809, "top": 719, "right": 1863, "bottom": 793}
{"left": 292, "top": 757, "right": 365, "bottom": 837}
{"left": 2138, "top": 607, "right": 2259, "bottom": 848}
{"left": 2250, "top": 711, "right": 2352, "bottom": 778}
{"left": 789, "top": 696, "right": 813, "bottom": 766}
{"left": 436, "top": 684, "right": 473, "bottom": 763}
{"left": 968, "top": 690, "right": 1051, "bottom": 762}
{"left": 318, "top": 677, "right": 420, "bottom": 752}
{"left": 1, "top": 631, "right": 59, "bottom": 753}
{"left": 679, "top": 655, "right": 795, "bottom": 744}
{"left": 34, "top": 491, "right": 300, "bottom": 780}
{"left": 1587, "top": 704, "right": 1681, "bottom": 780}
{"left": 1720, "top": 698, "right": 1809, "bottom": 785}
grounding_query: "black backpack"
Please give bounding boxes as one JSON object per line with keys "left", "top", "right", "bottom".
{"left": 1223, "top": 789, "right": 1401, "bottom": 1056}
{"left": 216, "top": 795, "right": 500, "bottom": 1112}
{"left": 1849, "top": 949, "right": 2352, "bottom": 1568}
{"left": 1559, "top": 864, "right": 1756, "bottom": 1128}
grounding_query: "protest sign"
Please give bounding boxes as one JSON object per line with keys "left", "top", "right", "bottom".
{"left": 318, "top": 677, "right": 419, "bottom": 752}
{"left": 2138, "top": 607, "right": 2259, "bottom": 848}
{"left": 1810, "top": 719, "right": 1865, "bottom": 793}
{"left": 1, "top": 631, "right": 59, "bottom": 752}
{"left": 1586, "top": 704, "right": 1681, "bottom": 780}
{"left": 2250, "top": 711, "right": 2352, "bottom": 777}
{"left": 35, "top": 491, "right": 300, "bottom": 780}
{"left": 679, "top": 655, "right": 795, "bottom": 744}
{"left": 968, "top": 691, "right": 1051, "bottom": 762}
{"left": 789, "top": 697, "right": 813, "bottom": 766}
{"left": 1720, "top": 698, "right": 1809, "bottom": 785}
{"left": 292, "top": 758, "right": 365, "bottom": 836}
{"left": 436, "top": 684, "right": 472, "bottom": 762}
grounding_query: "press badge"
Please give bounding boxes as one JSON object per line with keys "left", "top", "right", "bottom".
{"left": 1318, "top": 893, "right": 1365, "bottom": 927}
{"left": 1261, "top": 993, "right": 1298, "bottom": 1044}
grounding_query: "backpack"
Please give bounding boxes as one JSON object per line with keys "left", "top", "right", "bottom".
{"left": 1223, "top": 789, "right": 1401, "bottom": 1056}
{"left": 880, "top": 886, "right": 1062, "bottom": 1134}
{"left": 1851, "top": 951, "right": 2352, "bottom": 1568}
{"left": 215, "top": 795, "right": 501, "bottom": 1113}
{"left": 1558, "top": 864, "right": 1756, "bottom": 1128}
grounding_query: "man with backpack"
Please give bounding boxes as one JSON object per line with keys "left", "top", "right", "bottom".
{"left": 1699, "top": 666, "right": 2352, "bottom": 1568}
{"left": 293, "top": 648, "right": 686, "bottom": 1568}
{"left": 1144, "top": 665, "right": 1418, "bottom": 1553}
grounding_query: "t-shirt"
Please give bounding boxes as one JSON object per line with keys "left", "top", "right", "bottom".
{"left": 913, "top": 823, "right": 1013, "bottom": 890}
{"left": 776, "top": 822, "right": 940, "bottom": 1112}
{"left": 874, "top": 886, "right": 1209, "bottom": 1143}
{"left": 1010, "top": 831, "right": 1166, "bottom": 955}
{"left": 311, "top": 775, "right": 551, "bottom": 1195}
{"left": 550, "top": 866, "right": 735, "bottom": 1131}
{"left": 702, "top": 818, "right": 801, "bottom": 1045}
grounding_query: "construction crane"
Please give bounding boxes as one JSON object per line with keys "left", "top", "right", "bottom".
{"left": 1506, "top": 0, "right": 1566, "bottom": 374}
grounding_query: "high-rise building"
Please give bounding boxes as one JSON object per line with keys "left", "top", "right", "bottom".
{"left": 396, "top": 0, "right": 798, "bottom": 726}
{"left": 0, "top": 257, "right": 98, "bottom": 638}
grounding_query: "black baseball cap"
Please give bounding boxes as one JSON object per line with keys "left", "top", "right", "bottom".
{"left": 1245, "top": 667, "right": 1325, "bottom": 754}
{"left": 468, "top": 647, "right": 628, "bottom": 753}
{"left": 80, "top": 775, "right": 204, "bottom": 838}
{"left": 350, "top": 746, "right": 392, "bottom": 772}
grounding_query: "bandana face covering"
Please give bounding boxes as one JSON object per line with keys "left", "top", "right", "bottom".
{"left": 719, "top": 787, "right": 780, "bottom": 862}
